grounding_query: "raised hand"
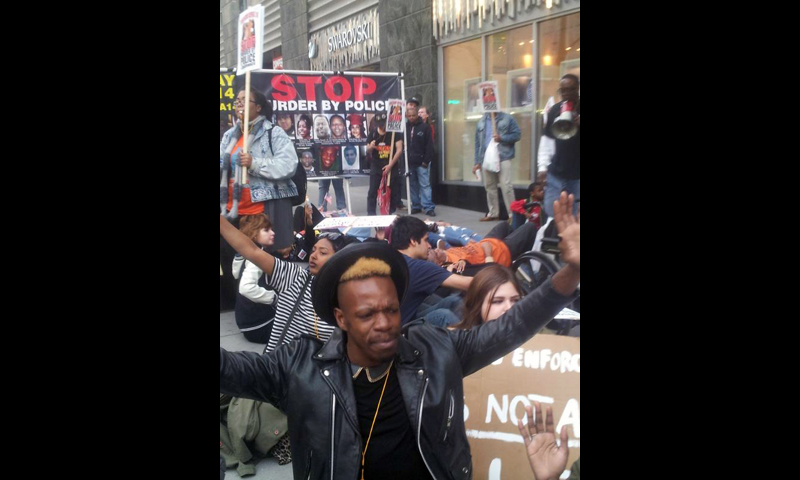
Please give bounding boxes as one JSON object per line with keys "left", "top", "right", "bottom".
{"left": 518, "top": 402, "right": 570, "bottom": 480}
{"left": 553, "top": 192, "right": 580, "bottom": 270}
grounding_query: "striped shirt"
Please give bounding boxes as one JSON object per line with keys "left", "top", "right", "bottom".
{"left": 265, "top": 259, "right": 335, "bottom": 353}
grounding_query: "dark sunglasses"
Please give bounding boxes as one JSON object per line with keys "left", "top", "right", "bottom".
{"left": 318, "top": 232, "right": 343, "bottom": 241}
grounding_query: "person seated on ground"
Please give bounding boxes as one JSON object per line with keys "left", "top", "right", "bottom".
{"left": 278, "top": 202, "right": 376, "bottom": 261}
{"left": 428, "top": 221, "right": 539, "bottom": 270}
{"left": 231, "top": 214, "right": 279, "bottom": 344}
{"left": 273, "top": 201, "right": 326, "bottom": 263}
{"left": 220, "top": 215, "right": 357, "bottom": 354}
{"left": 518, "top": 402, "right": 579, "bottom": 480}
{"left": 423, "top": 220, "right": 483, "bottom": 250}
{"left": 449, "top": 264, "right": 523, "bottom": 330}
{"left": 219, "top": 193, "right": 581, "bottom": 480}
{"left": 390, "top": 216, "right": 473, "bottom": 327}
{"left": 511, "top": 182, "right": 546, "bottom": 231}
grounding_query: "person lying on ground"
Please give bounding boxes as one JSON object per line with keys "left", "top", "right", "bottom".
{"left": 428, "top": 221, "right": 539, "bottom": 269}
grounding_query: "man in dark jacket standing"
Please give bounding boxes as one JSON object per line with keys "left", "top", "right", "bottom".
{"left": 220, "top": 193, "right": 581, "bottom": 480}
{"left": 541, "top": 74, "right": 581, "bottom": 219}
{"left": 406, "top": 96, "right": 437, "bottom": 216}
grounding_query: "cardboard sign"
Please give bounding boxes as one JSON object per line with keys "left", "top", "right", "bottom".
{"left": 479, "top": 81, "right": 500, "bottom": 113}
{"left": 464, "top": 334, "right": 580, "bottom": 480}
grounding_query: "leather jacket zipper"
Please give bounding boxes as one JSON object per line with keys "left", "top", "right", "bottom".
{"left": 305, "top": 451, "right": 313, "bottom": 480}
{"left": 330, "top": 394, "right": 336, "bottom": 480}
{"left": 443, "top": 390, "right": 455, "bottom": 443}
{"left": 417, "top": 378, "right": 438, "bottom": 479}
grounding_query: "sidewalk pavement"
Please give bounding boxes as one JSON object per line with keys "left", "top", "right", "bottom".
{"left": 220, "top": 177, "right": 496, "bottom": 480}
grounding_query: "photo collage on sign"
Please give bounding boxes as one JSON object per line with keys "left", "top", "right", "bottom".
{"left": 241, "top": 72, "right": 402, "bottom": 179}
{"left": 273, "top": 113, "right": 369, "bottom": 178}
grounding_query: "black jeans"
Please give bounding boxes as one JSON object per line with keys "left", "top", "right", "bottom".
{"left": 485, "top": 221, "right": 539, "bottom": 261}
{"left": 367, "top": 166, "right": 402, "bottom": 215}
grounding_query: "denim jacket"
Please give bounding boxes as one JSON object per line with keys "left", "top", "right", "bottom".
{"left": 220, "top": 118, "right": 298, "bottom": 202}
{"left": 474, "top": 112, "right": 522, "bottom": 165}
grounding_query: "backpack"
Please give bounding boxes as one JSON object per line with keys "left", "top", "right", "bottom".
{"left": 266, "top": 127, "right": 307, "bottom": 206}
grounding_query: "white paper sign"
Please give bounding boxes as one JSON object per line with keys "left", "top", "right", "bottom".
{"left": 314, "top": 215, "right": 397, "bottom": 231}
{"left": 350, "top": 216, "right": 397, "bottom": 229}
{"left": 479, "top": 81, "right": 501, "bottom": 113}
{"left": 237, "top": 6, "right": 265, "bottom": 75}
{"left": 314, "top": 217, "right": 356, "bottom": 230}
{"left": 386, "top": 99, "right": 405, "bottom": 133}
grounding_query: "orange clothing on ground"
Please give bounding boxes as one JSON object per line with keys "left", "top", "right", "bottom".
{"left": 227, "top": 136, "right": 265, "bottom": 216}
{"left": 444, "top": 238, "right": 512, "bottom": 267}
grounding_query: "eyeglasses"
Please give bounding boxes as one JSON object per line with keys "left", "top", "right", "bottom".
{"left": 233, "top": 99, "right": 257, "bottom": 106}
{"left": 318, "top": 232, "right": 343, "bottom": 241}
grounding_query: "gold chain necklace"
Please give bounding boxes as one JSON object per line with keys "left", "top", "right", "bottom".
{"left": 352, "top": 361, "right": 393, "bottom": 383}
{"left": 361, "top": 361, "right": 393, "bottom": 480}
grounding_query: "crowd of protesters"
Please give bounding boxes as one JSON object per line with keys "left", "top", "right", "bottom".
{"left": 220, "top": 80, "right": 581, "bottom": 479}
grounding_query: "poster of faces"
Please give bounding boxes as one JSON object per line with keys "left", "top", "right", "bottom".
{"left": 252, "top": 72, "right": 402, "bottom": 179}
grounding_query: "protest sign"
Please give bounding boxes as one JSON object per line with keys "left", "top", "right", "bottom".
{"left": 220, "top": 71, "right": 236, "bottom": 141}
{"left": 237, "top": 6, "right": 265, "bottom": 74}
{"left": 464, "top": 334, "right": 581, "bottom": 480}
{"left": 238, "top": 71, "right": 403, "bottom": 179}
{"left": 386, "top": 99, "right": 405, "bottom": 133}
{"left": 314, "top": 215, "right": 397, "bottom": 231}
{"left": 479, "top": 81, "right": 501, "bottom": 113}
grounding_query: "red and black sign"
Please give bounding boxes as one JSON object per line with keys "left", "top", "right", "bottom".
{"left": 237, "top": 72, "right": 402, "bottom": 178}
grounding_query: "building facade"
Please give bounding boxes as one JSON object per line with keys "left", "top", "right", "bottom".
{"left": 219, "top": 0, "right": 580, "bottom": 213}
{"left": 434, "top": 0, "right": 580, "bottom": 212}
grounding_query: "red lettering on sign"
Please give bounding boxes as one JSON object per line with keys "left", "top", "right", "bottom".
{"left": 354, "top": 78, "right": 377, "bottom": 101}
{"left": 324, "top": 76, "right": 352, "bottom": 102}
{"left": 296, "top": 76, "right": 323, "bottom": 101}
{"left": 271, "top": 75, "right": 297, "bottom": 101}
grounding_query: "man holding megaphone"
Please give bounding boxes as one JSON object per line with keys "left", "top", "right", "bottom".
{"left": 541, "top": 74, "right": 581, "bottom": 219}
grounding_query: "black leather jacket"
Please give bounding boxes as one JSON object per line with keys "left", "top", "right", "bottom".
{"left": 220, "top": 279, "right": 575, "bottom": 480}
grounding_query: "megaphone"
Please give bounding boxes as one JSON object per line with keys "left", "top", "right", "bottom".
{"left": 552, "top": 101, "right": 578, "bottom": 140}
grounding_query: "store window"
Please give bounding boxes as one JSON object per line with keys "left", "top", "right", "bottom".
{"left": 486, "top": 25, "right": 535, "bottom": 185}
{"left": 442, "top": 11, "right": 580, "bottom": 186}
{"left": 442, "top": 25, "right": 535, "bottom": 186}
{"left": 537, "top": 13, "right": 581, "bottom": 139}
{"left": 443, "top": 39, "right": 482, "bottom": 183}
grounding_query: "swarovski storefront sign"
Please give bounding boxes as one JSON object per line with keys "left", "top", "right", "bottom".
{"left": 309, "top": 7, "right": 380, "bottom": 71}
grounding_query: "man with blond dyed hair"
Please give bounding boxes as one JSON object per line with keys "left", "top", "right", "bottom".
{"left": 219, "top": 193, "right": 581, "bottom": 480}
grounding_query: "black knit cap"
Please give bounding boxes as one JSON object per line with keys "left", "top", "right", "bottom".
{"left": 312, "top": 242, "right": 409, "bottom": 327}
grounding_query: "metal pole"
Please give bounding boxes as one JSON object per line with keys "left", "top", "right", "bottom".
{"left": 247, "top": 69, "right": 401, "bottom": 77}
{"left": 400, "top": 75, "right": 412, "bottom": 213}
{"left": 344, "top": 177, "right": 353, "bottom": 215}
